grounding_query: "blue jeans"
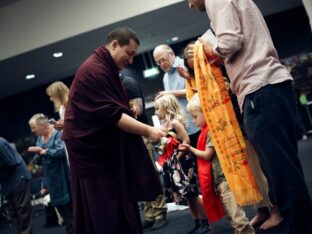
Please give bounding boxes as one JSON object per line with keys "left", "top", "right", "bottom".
{"left": 243, "top": 81, "right": 312, "bottom": 233}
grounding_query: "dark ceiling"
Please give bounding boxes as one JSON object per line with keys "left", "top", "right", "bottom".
{"left": 0, "top": 0, "right": 304, "bottom": 99}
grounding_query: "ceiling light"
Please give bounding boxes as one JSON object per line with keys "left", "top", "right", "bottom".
{"left": 53, "top": 52, "right": 63, "bottom": 58}
{"left": 171, "top": 36, "right": 179, "bottom": 42}
{"left": 25, "top": 74, "right": 35, "bottom": 80}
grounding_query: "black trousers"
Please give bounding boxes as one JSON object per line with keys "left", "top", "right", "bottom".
{"left": 243, "top": 81, "right": 312, "bottom": 233}
{"left": 7, "top": 179, "right": 32, "bottom": 234}
{"left": 57, "top": 202, "right": 74, "bottom": 234}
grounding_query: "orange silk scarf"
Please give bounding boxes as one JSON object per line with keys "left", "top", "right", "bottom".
{"left": 186, "top": 78, "right": 197, "bottom": 101}
{"left": 193, "top": 42, "right": 262, "bottom": 206}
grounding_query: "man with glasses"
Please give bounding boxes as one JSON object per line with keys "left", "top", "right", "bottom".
{"left": 153, "top": 45, "right": 200, "bottom": 148}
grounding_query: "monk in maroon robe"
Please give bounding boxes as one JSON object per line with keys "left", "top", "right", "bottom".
{"left": 62, "top": 27, "right": 165, "bottom": 234}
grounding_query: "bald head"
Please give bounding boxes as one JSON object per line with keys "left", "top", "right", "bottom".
{"left": 153, "top": 45, "right": 173, "bottom": 56}
{"left": 153, "top": 44, "right": 176, "bottom": 72}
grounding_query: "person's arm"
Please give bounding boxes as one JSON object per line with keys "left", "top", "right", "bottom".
{"left": 44, "top": 133, "right": 66, "bottom": 159}
{"left": 179, "top": 143, "right": 215, "bottom": 161}
{"left": 172, "top": 120, "right": 190, "bottom": 144}
{"left": 28, "top": 137, "right": 43, "bottom": 158}
{"left": 156, "top": 89, "right": 187, "bottom": 99}
{"left": 177, "top": 67, "right": 194, "bottom": 80}
{"left": 185, "top": 2, "right": 243, "bottom": 63}
{"left": 53, "top": 119, "right": 64, "bottom": 131}
{"left": 28, "top": 133, "right": 65, "bottom": 159}
{"left": 171, "top": 119, "right": 190, "bottom": 159}
{"left": 130, "top": 97, "right": 143, "bottom": 118}
{"left": 204, "top": 0, "right": 243, "bottom": 59}
{"left": 159, "top": 72, "right": 186, "bottom": 98}
{"left": 117, "top": 113, "right": 166, "bottom": 142}
{"left": 28, "top": 146, "right": 45, "bottom": 155}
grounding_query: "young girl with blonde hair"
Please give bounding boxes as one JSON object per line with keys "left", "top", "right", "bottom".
{"left": 154, "top": 94, "right": 210, "bottom": 234}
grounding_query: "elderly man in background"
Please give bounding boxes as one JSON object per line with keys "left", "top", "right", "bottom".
{"left": 153, "top": 44, "right": 200, "bottom": 147}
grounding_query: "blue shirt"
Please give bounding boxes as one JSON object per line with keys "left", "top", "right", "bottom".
{"left": 163, "top": 56, "right": 199, "bottom": 135}
{"left": 0, "top": 137, "right": 31, "bottom": 195}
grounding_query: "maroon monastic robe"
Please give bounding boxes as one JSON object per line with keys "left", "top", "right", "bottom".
{"left": 63, "top": 46, "right": 162, "bottom": 234}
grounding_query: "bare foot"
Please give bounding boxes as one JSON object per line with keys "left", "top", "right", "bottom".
{"left": 250, "top": 212, "right": 268, "bottom": 227}
{"left": 260, "top": 207, "right": 283, "bottom": 230}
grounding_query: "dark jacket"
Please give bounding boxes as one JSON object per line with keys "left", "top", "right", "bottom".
{"left": 0, "top": 137, "right": 31, "bottom": 195}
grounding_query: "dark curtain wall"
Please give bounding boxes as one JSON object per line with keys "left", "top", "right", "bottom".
{"left": 0, "top": 78, "right": 73, "bottom": 142}
{"left": 1, "top": 6, "right": 311, "bottom": 142}
{"left": 265, "top": 6, "right": 312, "bottom": 58}
{"left": 0, "top": 86, "right": 55, "bottom": 142}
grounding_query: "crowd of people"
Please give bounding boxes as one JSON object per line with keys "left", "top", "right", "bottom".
{"left": 1, "top": 1, "right": 312, "bottom": 234}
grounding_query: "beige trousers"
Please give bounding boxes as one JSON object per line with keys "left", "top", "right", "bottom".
{"left": 142, "top": 136, "right": 167, "bottom": 221}
{"left": 245, "top": 140, "right": 272, "bottom": 209}
{"left": 144, "top": 194, "right": 167, "bottom": 221}
{"left": 216, "top": 181, "right": 255, "bottom": 234}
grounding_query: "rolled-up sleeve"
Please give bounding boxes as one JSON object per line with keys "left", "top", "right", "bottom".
{"left": 208, "top": 0, "right": 244, "bottom": 58}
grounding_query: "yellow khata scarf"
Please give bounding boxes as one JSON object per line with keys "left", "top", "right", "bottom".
{"left": 186, "top": 78, "right": 197, "bottom": 101}
{"left": 193, "top": 42, "right": 262, "bottom": 206}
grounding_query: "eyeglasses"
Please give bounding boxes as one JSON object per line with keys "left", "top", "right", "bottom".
{"left": 155, "top": 57, "right": 169, "bottom": 66}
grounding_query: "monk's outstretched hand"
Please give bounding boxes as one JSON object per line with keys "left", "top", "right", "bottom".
{"left": 147, "top": 126, "right": 166, "bottom": 143}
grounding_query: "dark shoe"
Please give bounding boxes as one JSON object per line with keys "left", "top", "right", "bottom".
{"left": 43, "top": 223, "right": 59, "bottom": 228}
{"left": 193, "top": 225, "right": 213, "bottom": 234}
{"left": 152, "top": 218, "right": 167, "bottom": 230}
{"left": 175, "top": 199, "right": 188, "bottom": 206}
{"left": 165, "top": 197, "right": 173, "bottom": 203}
{"left": 142, "top": 220, "right": 154, "bottom": 229}
{"left": 188, "top": 226, "right": 200, "bottom": 234}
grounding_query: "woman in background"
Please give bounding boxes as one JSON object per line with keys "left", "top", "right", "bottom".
{"left": 46, "top": 81, "right": 69, "bottom": 130}
{"left": 46, "top": 81, "right": 70, "bottom": 165}
{"left": 28, "top": 113, "right": 73, "bottom": 234}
